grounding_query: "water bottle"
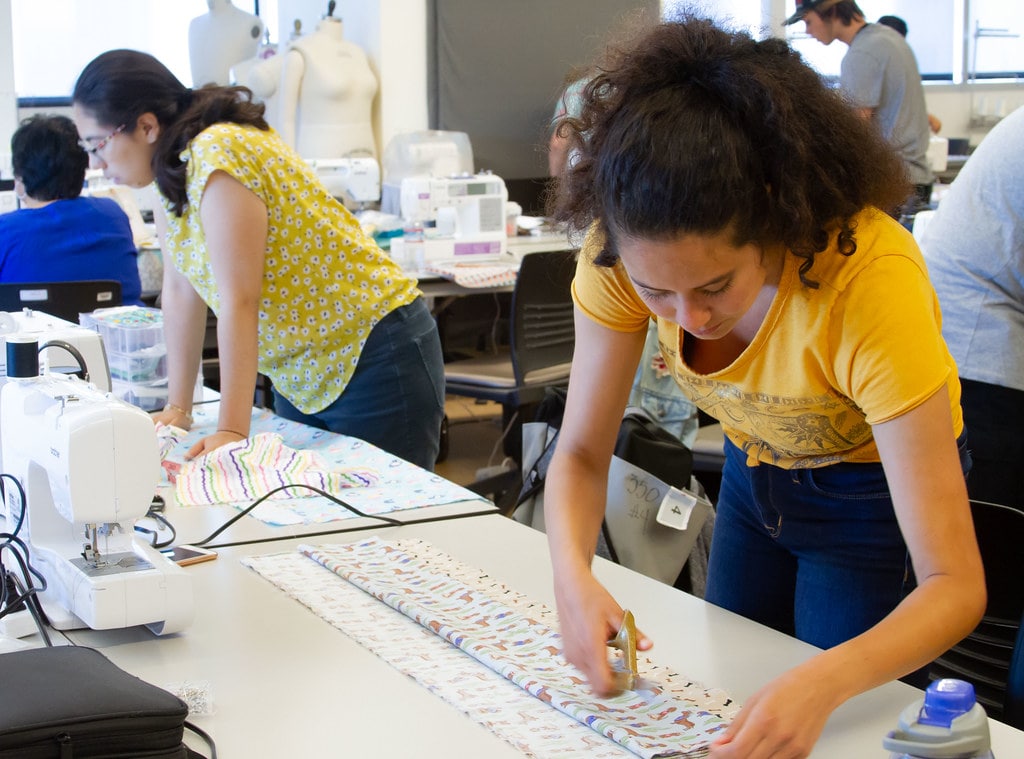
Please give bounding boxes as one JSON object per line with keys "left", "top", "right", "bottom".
{"left": 883, "top": 679, "right": 995, "bottom": 758}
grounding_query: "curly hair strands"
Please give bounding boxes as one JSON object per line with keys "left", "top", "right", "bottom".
{"left": 72, "top": 49, "right": 269, "bottom": 217}
{"left": 551, "top": 16, "right": 909, "bottom": 286}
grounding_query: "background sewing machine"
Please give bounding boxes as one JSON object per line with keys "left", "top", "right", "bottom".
{"left": 380, "top": 131, "right": 512, "bottom": 268}
{"left": 307, "top": 156, "right": 381, "bottom": 210}
{"left": 390, "top": 172, "right": 510, "bottom": 266}
{"left": 0, "top": 369, "right": 192, "bottom": 636}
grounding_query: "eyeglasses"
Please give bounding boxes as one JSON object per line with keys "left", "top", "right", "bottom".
{"left": 79, "top": 124, "right": 126, "bottom": 157}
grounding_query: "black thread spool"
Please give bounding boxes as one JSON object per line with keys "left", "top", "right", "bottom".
{"left": 5, "top": 336, "right": 39, "bottom": 379}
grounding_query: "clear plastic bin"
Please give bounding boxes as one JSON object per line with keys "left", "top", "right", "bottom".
{"left": 80, "top": 306, "right": 165, "bottom": 355}
{"left": 107, "top": 345, "right": 167, "bottom": 384}
{"left": 111, "top": 377, "right": 168, "bottom": 413}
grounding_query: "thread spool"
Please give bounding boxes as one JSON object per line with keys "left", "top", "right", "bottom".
{"left": 5, "top": 336, "right": 39, "bottom": 379}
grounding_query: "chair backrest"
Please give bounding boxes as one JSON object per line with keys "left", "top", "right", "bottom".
{"left": 1007, "top": 608, "right": 1024, "bottom": 729}
{"left": 970, "top": 499, "right": 1024, "bottom": 626}
{"left": 509, "top": 249, "right": 577, "bottom": 383}
{"left": 927, "top": 499, "right": 1024, "bottom": 725}
{"left": 971, "top": 498, "right": 1024, "bottom": 728}
{"left": 0, "top": 280, "right": 122, "bottom": 324}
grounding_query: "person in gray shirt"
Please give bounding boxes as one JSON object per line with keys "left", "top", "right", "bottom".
{"left": 785, "top": 0, "right": 933, "bottom": 214}
{"left": 919, "top": 105, "right": 1024, "bottom": 512}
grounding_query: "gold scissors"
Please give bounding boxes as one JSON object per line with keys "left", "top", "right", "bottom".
{"left": 607, "top": 609, "right": 639, "bottom": 693}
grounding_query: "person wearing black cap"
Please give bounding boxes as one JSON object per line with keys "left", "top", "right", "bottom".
{"left": 785, "top": 0, "right": 933, "bottom": 215}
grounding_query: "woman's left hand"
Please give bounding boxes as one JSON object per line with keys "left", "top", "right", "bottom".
{"left": 708, "top": 665, "right": 837, "bottom": 759}
{"left": 184, "top": 430, "right": 247, "bottom": 460}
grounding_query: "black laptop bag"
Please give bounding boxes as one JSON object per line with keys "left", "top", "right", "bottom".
{"left": 0, "top": 646, "right": 204, "bottom": 758}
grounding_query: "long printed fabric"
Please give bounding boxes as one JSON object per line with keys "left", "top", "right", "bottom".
{"left": 174, "top": 432, "right": 377, "bottom": 507}
{"left": 161, "top": 404, "right": 491, "bottom": 524}
{"left": 302, "top": 537, "right": 734, "bottom": 758}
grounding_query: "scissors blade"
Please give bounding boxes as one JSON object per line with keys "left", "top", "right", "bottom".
{"left": 607, "top": 609, "right": 639, "bottom": 693}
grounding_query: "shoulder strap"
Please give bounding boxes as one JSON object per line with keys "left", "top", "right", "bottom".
{"left": 514, "top": 427, "right": 559, "bottom": 509}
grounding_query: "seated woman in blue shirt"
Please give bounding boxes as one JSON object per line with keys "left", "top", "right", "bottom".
{"left": 0, "top": 115, "right": 142, "bottom": 306}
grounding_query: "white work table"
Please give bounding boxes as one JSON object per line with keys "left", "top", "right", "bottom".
{"left": 63, "top": 515, "right": 1024, "bottom": 758}
{"left": 137, "top": 399, "right": 496, "bottom": 549}
{"left": 143, "top": 480, "right": 495, "bottom": 550}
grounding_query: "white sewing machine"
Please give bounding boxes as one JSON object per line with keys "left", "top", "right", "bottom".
{"left": 0, "top": 372, "right": 193, "bottom": 635}
{"left": 392, "top": 172, "right": 510, "bottom": 265}
{"left": 308, "top": 156, "right": 381, "bottom": 208}
{"left": 0, "top": 310, "right": 112, "bottom": 474}
{"left": 0, "top": 310, "right": 111, "bottom": 392}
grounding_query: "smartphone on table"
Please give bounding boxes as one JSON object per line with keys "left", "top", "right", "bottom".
{"left": 161, "top": 544, "right": 218, "bottom": 566}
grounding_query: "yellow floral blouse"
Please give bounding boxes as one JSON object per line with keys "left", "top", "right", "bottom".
{"left": 160, "top": 123, "right": 419, "bottom": 413}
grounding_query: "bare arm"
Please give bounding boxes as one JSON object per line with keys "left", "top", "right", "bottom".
{"left": 151, "top": 203, "right": 207, "bottom": 431}
{"left": 712, "top": 386, "right": 985, "bottom": 758}
{"left": 183, "top": 169, "right": 267, "bottom": 458}
{"left": 544, "top": 308, "right": 647, "bottom": 695}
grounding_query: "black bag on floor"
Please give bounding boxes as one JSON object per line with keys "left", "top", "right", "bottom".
{"left": 0, "top": 646, "right": 207, "bottom": 758}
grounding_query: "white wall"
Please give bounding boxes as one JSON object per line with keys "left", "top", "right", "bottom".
{"left": 926, "top": 83, "right": 1024, "bottom": 145}
{"left": 0, "top": 0, "right": 17, "bottom": 176}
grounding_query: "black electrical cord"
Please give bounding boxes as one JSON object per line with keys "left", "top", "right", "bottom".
{"left": 134, "top": 507, "right": 177, "bottom": 550}
{"left": 184, "top": 720, "right": 218, "bottom": 759}
{"left": 191, "top": 483, "right": 404, "bottom": 547}
{"left": 2, "top": 564, "right": 52, "bottom": 646}
{"left": 38, "top": 339, "right": 90, "bottom": 383}
{"left": 0, "top": 475, "right": 53, "bottom": 645}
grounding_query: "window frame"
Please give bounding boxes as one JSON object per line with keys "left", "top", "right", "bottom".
{"left": 10, "top": 0, "right": 270, "bottom": 107}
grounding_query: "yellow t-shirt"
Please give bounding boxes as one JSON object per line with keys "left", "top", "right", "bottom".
{"left": 161, "top": 123, "right": 419, "bottom": 414}
{"left": 572, "top": 209, "right": 963, "bottom": 468}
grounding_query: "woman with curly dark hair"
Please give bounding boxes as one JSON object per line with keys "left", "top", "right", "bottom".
{"left": 71, "top": 49, "right": 444, "bottom": 470}
{"left": 543, "top": 17, "right": 983, "bottom": 757}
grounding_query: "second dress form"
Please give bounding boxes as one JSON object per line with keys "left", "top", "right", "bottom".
{"left": 276, "top": 16, "right": 379, "bottom": 160}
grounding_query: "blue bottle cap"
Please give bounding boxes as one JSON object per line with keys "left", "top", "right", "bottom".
{"left": 919, "top": 679, "right": 977, "bottom": 728}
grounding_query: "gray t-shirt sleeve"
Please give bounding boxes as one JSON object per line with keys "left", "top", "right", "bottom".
{"left": 841, "top": 48, "right": 883, "bottom": 110}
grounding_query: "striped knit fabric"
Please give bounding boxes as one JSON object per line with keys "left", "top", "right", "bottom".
{"left": 175, "top": 432, "right": 378, "bottom": 507}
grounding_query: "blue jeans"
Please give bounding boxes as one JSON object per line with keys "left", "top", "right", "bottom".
{"left": 273, "top": 298, "right": 445, "bottom": 471}
{"left": 705, "top": 434, "right": 970, "bottom": 649}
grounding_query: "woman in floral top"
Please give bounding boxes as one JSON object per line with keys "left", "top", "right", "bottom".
{"left": 72, "top": 49, "right": 444, "bottom": 470}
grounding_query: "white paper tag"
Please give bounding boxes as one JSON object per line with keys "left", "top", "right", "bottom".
{"left": 656, "top": 486, "right": 698, "bottom": 531}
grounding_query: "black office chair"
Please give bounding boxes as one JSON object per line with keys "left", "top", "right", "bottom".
{"left": 1006, "top": 607, "right": 1024, "bottom": 729}
{"left": 0, "top": 280, "right": 122, "bottom": 323}
{"left": 444, "top": 248, "right": 577, "bottom": 502}
{"left": 928, "top": 499, "right": 1024, "bottom": 726}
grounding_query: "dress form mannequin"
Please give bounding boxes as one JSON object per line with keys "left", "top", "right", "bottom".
{"left": 275, "top": 15, "right": 378, "bottom": 159}
{"left": 232, "top": 53, "right": 284, "bottom": 128}
{"left": 188, "top": 0, "right": 264, "bottom": 87}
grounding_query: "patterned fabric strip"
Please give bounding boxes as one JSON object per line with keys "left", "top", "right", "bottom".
{"left": 298, "top": 537, "right": 735, "bottom": 758}
{"left": 174, "top": 432, "right": 377, "bottom": 507}
{"left": 244, "top": 548, "right": 639, "bottom": 757}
